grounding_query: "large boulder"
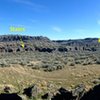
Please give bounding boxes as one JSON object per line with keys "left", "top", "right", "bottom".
{"left": 72, "top": 84, "right": 85, "bottom": 100}
{"left": 0, "top": 93, "right": 22, "bottom": 100}
{"left": 42, "top": 92, "right": 53, "bottom": 100}
{"left": 52, "top": 87, "right": 75, "bottom": 100}
{"left": 80, "top": 84, "right": 100, "bottom": 100}
{"left": 23, "top": 84, "right": 41, "bottom": 99}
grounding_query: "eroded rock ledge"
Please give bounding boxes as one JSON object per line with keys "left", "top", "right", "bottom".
{"left": 0, "top": 84, "right": 100, "bottom": 100}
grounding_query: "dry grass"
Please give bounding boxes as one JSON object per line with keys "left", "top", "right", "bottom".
{"left": 0, "top": 64, "right": 100, "bottom": 93}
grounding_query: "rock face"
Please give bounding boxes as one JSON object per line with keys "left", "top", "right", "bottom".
{"left": 42, "top": 92, "right": 53, "bottom": 100}
{"left": 0, "top": 83, "right": 98, "bottom": 100}
{"left": 58, "top": 47, "right": 68, "bottom": 52}
{"left": 0, "top": 35, "right": 99, "bottom": 53}
{"left": 51, "top": 87, "right": 75, "bottom": 100}
{"left": 0, "top": 93, "right": 22, "bottom": 100}
{"left": 0, "top": 35, "right": 50, "bottom": 42}
{"left": 0, "top": 35, "right": 57, "bottom": 53}
{"left": 72, "top": 84, "right": 86, "bottom": 100}
{"left": 35, "top": 47, "right": 55, "bottom": 53}
{"left": 23, "top": 84, "right": 41, "bottom": 98}
{"left": 80, "top": 84, "right": 100, "bottom": 100}
{"left": 54, "top": 38, "right": 100, "bottom": 52}
{"left": 48, "top": 84, "right": 100, "bottom": 100}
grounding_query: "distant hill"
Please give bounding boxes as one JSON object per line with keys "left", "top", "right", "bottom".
{"left": 0, "top": 35, "right": 50, "bottom": 42}
{"left": 0, "top": 35, "right": 99, "bottom": 53}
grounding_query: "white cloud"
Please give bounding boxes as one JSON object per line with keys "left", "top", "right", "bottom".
{"left": 13, "top": 0, "right": 34, "bottom": 6}
{"left": 30, "top": 19, "right": 38, "bottom": 23}
{"left": 11, "top": 0, "right": 45, "bottom": 12}
{"left": 97, "top": 20, "right": 100, "bottom": 25}
{"left": 15, "top": 0, "right": 43, "bottom": 7}
{"left": 52, "top": 26, "right": 62, "bottom": 33}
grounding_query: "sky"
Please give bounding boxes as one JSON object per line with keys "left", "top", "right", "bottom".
{"left": 0, "top": 0, "right": 100, "bottom": 40}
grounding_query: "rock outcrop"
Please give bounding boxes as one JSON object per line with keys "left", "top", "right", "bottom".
{"left": 0, "top": 84, "right": 100, "bottom": 100}
{"left": 0, "top": 35, "right": 99, "bottom": 53}
{"left": 0, "top": 93, "right": 22, "bottom": 100}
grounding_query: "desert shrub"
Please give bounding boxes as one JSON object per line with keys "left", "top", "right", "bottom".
{"left": 63, "top": 61, "right": 67, "bottom": 65}
{"left": 82, "top": 62, "right": 88, "bottom": 65}
{"left": 69, "top": 62, "right": 75, "bottom": 66}
{"left": 0, "top": 63, "right": 9, "bottom": 67}
{"left": 91, "top": 79, "right": 100, "bottom": 84}
{"left": 58, "top": 47, "right": 68, "bottom": 52}
{"left": 41, "top": 63, "right": 52, "bottom": 68}
{"left": 7, "top": 48, "right": 13, "bottom": 52}
{"left": 42, "top": 60, "right": 48, "bottom": 64}
{"left": 19, "top": 60, "right": 28, "bottom": 66}
{"left": 62, "top": 59, "right": 67, "bottom": 64}
{"left": 0, "top": 63, "right": 5, "bottom": 67}
{"left": 16, "top": 48, "right": 20, "bottom": 52}
{"left": 31, "top": 64, "right": 40, "bottom": 69}
{"left": 27, "top": 63, "right": 34, "bottom": 67}
{"left": 91, "top": 47, "right": 96, "bottom": 51}
{"left": 75, "top": 60, "right": 82, "bottom": 64}
{"left": 42, "top": 60, "right": 65, "bottom": 71}
{"left": 82, "top": 61, "right": 92, "bottom": 65}
{"left": 96, "top": 60, "right": 100, "bottom": 64}
{"left": 87, "top": 62, "right": 92, "bottom": 65}
{"left": 44, "top": 66, "right": 56, "bottom": 72}
{"left": 53, "top": 61, "right": 60, "bottom": 64}
{"left": 56, "top": 64, "right": 64, "bottom": 69}
{"left": 0, "top": 60, "right": 10, "bottom": 67}
{"left": 75, "top": 47, "right": 78, "bottom": 50}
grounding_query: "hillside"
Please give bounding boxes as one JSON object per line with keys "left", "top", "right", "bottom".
{"left": 0, "top": 35, "right": 100, "bottom": 100}
{"left": 0, "top": 35, "right": 100, "bottom": 53}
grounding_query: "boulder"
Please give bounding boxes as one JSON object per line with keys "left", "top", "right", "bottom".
{"left": 42, "top": 92, "right": 53, "bottom": 100}
{"left": 80, "top": 84, "right": 100, "bottom": 100}
{"left": 23, "top": 84, "right": 41, "bottom": 98}
{"left": 72, "top": 84, "right": 85, "bottom": 100}
{"left": 0, "top": 93, "right": 22, "bottom": 100}
{"left": 52, "top": 87, "right": 75, "bottom": 100}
